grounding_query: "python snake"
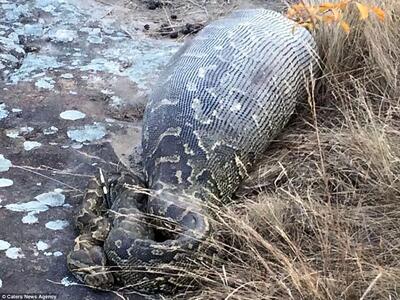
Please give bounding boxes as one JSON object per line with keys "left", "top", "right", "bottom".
{"left": 67, "top": 8, "right": 318, "bottom": 294}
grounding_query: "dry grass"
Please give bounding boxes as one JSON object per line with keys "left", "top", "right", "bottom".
{"left": 182, "top": 1, "right": 400, "bottom": 299}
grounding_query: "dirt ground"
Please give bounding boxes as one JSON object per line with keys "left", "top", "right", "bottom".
{"left": 97, "top": 0, "right": 288, "bottom": 40}
{"left": 0, "top": 0, "right": 288, "bottom": 299}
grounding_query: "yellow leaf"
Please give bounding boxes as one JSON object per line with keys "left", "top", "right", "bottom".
{"left": 319, "top": 2, "right": 337, "bottom": 9}
{"left": 371, "top": 6, "right": 385, "bottom": 21}
{"left": 318, "top": 6, "right": 330, "bottom": 13}
{"left": 355, "top": 2, "right": 369, "bottom": 20}
{"left": 340, "top": 20, "right": 350, "bottom": 33}
{"left": 322, "top": 14, "right": 336, "bottom": 23}
{"left": 319, "top": 1, "right": 349, "bottom": 10}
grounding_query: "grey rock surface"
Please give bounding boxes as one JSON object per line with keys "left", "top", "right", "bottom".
{"left": 0, "top": 0, "right": 179, "bottom": 299}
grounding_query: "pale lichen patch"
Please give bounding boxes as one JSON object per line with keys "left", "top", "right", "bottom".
{"left": 61, "top": 277, "right": 77, "bottom": 287}
{"left": 5, "top": 247, "right": 24, "bottom": 259}
{"left": 67, "top": 123, "right": 106, "bottom": 142}
{"left": 0, "top": 155, "right": 12, "bottom": 172}
{"left": 6, "top": 189, "right": 65, "bottom": 223}
{"left": 60, "top": 110, "right": 86, "bottom": 120}
{"left": 45, "top": 220, "right": 69, "bottom": 230}
{"left": 36, "top": 241, "right": 49, "bottom": 251}
{"left": 35, "top": 77, "right": 55, "bottom": 90}
{"left": 6, "top": 126, "right": 34, "bottom": 139}
{"left": 0, "top": 240, "right": 11, "bottom": 251}
{"left": 23, "top": 141, "right": 42, "bottom": 151}
{"left": 43, "top": 126, "right": 58, "bottom": 135}
{"left": 22, "top": 212, "right": 38, "bottom": 224}
{"left": 0, "top": 179, "right": 13, "bottom": 187}
{"left": 0, "top": 103, "right": 9, "bottom": 120}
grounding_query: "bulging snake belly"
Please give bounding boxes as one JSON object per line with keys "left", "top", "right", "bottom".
{"left": 67, "top": 8, "right": 318, "bottom": 294}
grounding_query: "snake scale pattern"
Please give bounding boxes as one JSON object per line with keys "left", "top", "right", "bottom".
{"left": 67, "top": 9, "right": 317, "bottom": 294}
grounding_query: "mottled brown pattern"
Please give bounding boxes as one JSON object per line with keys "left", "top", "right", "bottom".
{"left": 67, "top": 8, "right": 317, "bottom": 294}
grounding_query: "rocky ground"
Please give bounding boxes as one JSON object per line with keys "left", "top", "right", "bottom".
{"left": 0, "top": 0, "right": 287, "bottom": 299}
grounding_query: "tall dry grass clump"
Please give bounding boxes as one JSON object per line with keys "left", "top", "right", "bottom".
{"left": 184, "top": 1, "right": 400, "bottom": 299}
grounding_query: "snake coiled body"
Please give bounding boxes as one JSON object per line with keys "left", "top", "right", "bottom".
{"left": 67, "top": 9, "right": 318, "bottom": 293}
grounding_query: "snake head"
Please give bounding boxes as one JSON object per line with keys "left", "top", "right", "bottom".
{"left": 148, "top": 192, "right": 210, "bottom": 241}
